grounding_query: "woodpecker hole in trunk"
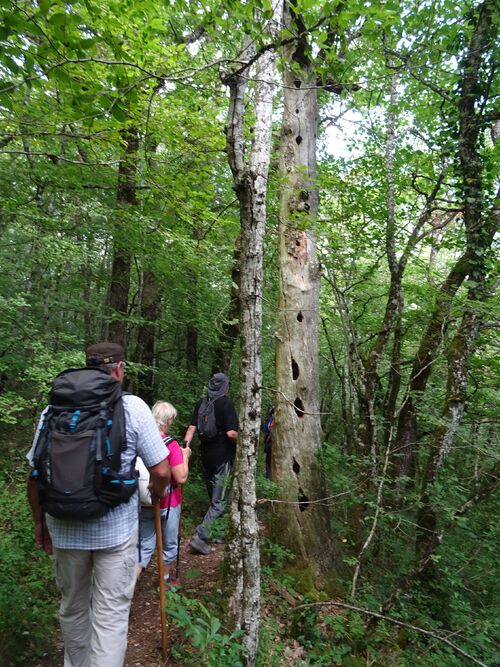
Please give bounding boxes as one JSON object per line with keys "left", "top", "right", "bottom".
{"left": 292, "top": 457, "right": 300, "bottom": 474}
{"left": 296, "top": 135, "right": 302, "bottom": 145}
{"left": 291, "top": 356, "right": 299, "bottom": 380}
{"left": 298, "top": 488, "right": 309, "bottom": 512}
{"left": 297, "top": 311, "right": 303, "bottom": 322}
{"left": 294, "top": 397, "right": 305, "bottom": 417}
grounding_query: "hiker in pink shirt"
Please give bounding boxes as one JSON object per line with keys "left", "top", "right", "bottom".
{"left": 136, "top": 401, "right": 191, "bottom": 582}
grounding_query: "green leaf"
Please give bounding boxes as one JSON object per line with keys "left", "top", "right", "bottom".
{"left": 49, "top": 67, "right": 72, "bottom": 85}
{"left": 2, "top": 55, "right": 20, "bottom": 75}
{"left": 48, "top": 12, "right": 69, "bottom": 26}
{"left": 110, "top": 104, "right": 127, "bottom": 122}
{"left": 0, "top": 89, "right": 13, "bottom": 109}
{"left": 38, "top": 0, "right": 52, "bottom": 16}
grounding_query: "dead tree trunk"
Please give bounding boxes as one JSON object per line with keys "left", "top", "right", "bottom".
{"left": 271, "top": 0, "right": 342, "bottom": 589}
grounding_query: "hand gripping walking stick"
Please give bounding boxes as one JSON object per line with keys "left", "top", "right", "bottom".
{"left": 154, "top": 498, "right": 168, "bottom": 659}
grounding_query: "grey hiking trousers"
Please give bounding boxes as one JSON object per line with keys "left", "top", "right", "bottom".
{"left": 196, "top": 461, "right": 232, "bottom": 542}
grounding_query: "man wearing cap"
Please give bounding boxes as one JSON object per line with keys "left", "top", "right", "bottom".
{"left": 26, "top": 342, "right": 171, "bottom": 667}
{"left": 183, "top": 372, "right": 238, "bottom": 555}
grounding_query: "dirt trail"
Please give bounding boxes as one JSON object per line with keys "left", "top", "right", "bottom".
{"left": 127, "top": 539, "right": 224, "bottom": 666}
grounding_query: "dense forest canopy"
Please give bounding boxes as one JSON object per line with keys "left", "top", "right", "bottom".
{"left": 0, "top": 0, "right": 498, "bottom": 665}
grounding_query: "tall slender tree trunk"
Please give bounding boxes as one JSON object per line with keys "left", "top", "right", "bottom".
{"left": 107, "top": 126, "right": 138, "bottom": 347}
{"left": 357, "top": 68, "right": 445, "bottom": 481}
{"left": 212, "top": 235, "right": 241, "bottom": 374}
{"left": 224, "top": 6, "right": 282, "bottom": 664}
{"left": 185, "top": 257, "right": 200, "bottom": 373}
{"left": 134, "top": 268, "right": 159, "bottom": 405}
{"left": 358, "top": 70, "right": 400, "bottom": 470}
{"left": 185, "top": 320, "right": 198, "bottom": 372}
{"left": 394, "top": 0, "right": 497, "bottom": 487}
{"left": 393, "top": 250, "right": 472, "bottom": 479}
{"left": 271, "top": 0, "right": 341, "bottom": 588}
{"left": 415, "top": 0, "right": 497, "bottom": 566}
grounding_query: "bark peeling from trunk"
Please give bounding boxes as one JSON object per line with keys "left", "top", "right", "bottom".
{"left": 223, "top": 5, "right": 283, "bottom": 664}
{"left": 271, "top": 0, "right": 342, "bottom": 590}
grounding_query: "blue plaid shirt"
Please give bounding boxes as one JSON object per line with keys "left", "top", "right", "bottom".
{"left": 27, "top": 394, "right": 167, "bottom": 550}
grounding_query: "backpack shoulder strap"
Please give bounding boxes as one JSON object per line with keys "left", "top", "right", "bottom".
{"left": 161, "top": 435, "right": 178, "bottom": 490}
{"left": 32, "top": 406, "right": 54, "bottom": 468}
{"left": 105, "top": 393, "right": 128, "bottom": 473}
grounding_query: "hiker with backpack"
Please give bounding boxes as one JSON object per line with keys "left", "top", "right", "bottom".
{"left": 26, "top": 342, "right": 171, "bottom": 667}
{"left": 135, "top": 400, "right": 191, "bottom": 583}
{"left": 183, "top": 372, "right": 238, "bottom": 555}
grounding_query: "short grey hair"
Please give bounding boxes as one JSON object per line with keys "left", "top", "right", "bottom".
{"left": 152, "top": 401, "right": 177, "bottom": 432}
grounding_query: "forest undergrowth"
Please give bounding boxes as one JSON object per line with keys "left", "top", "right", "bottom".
{"left": 2, "top": 431, "right": 498, "bottom": 667}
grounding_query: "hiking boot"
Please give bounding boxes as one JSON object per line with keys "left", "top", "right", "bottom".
{"left": 212, "top": 536, "right": 225, "bottom": 544}
{"left": 189, "top": 535, "right": 213, "bottom": 555}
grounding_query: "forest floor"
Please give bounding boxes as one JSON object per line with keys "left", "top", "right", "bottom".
{"left": 29, "top": 538, "right": 225, "bottom": 667}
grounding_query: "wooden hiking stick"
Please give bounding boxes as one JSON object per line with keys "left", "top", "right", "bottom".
{"left": 154, "top": 499, "right": 168, "bottom": 659}
{"left": 174, "top": 484, "right": 184, "bottom": 582}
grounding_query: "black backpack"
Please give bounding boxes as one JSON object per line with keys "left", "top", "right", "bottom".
{"left": 32, "top": 367, "right": 138, "bottom": 520}
{"left": 196, "top": 396, "right": 219, "bottom": 440}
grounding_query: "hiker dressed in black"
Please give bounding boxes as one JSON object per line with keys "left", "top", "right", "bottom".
{"left": 184, "top": 372, "right": 238, "bottom": 555}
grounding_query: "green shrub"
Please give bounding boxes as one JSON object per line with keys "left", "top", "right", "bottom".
{"left": 166, "top": 589, "right": 245, "bottom": 665}
{"left": 0, "top": 476, "right": 58, "bottom": 665}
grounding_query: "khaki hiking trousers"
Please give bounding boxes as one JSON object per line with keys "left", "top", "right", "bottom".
{"left": 53, "top": 531, "right": 137, "bottom": 667}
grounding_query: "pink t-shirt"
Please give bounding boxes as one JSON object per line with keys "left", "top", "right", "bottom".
{"left": 160, "top": 436, "right": 183, "bottom": 509}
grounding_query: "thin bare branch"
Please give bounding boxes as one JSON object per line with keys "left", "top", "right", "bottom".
{"left": 292, "top": 601, "right": 489, "bottom": 667}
